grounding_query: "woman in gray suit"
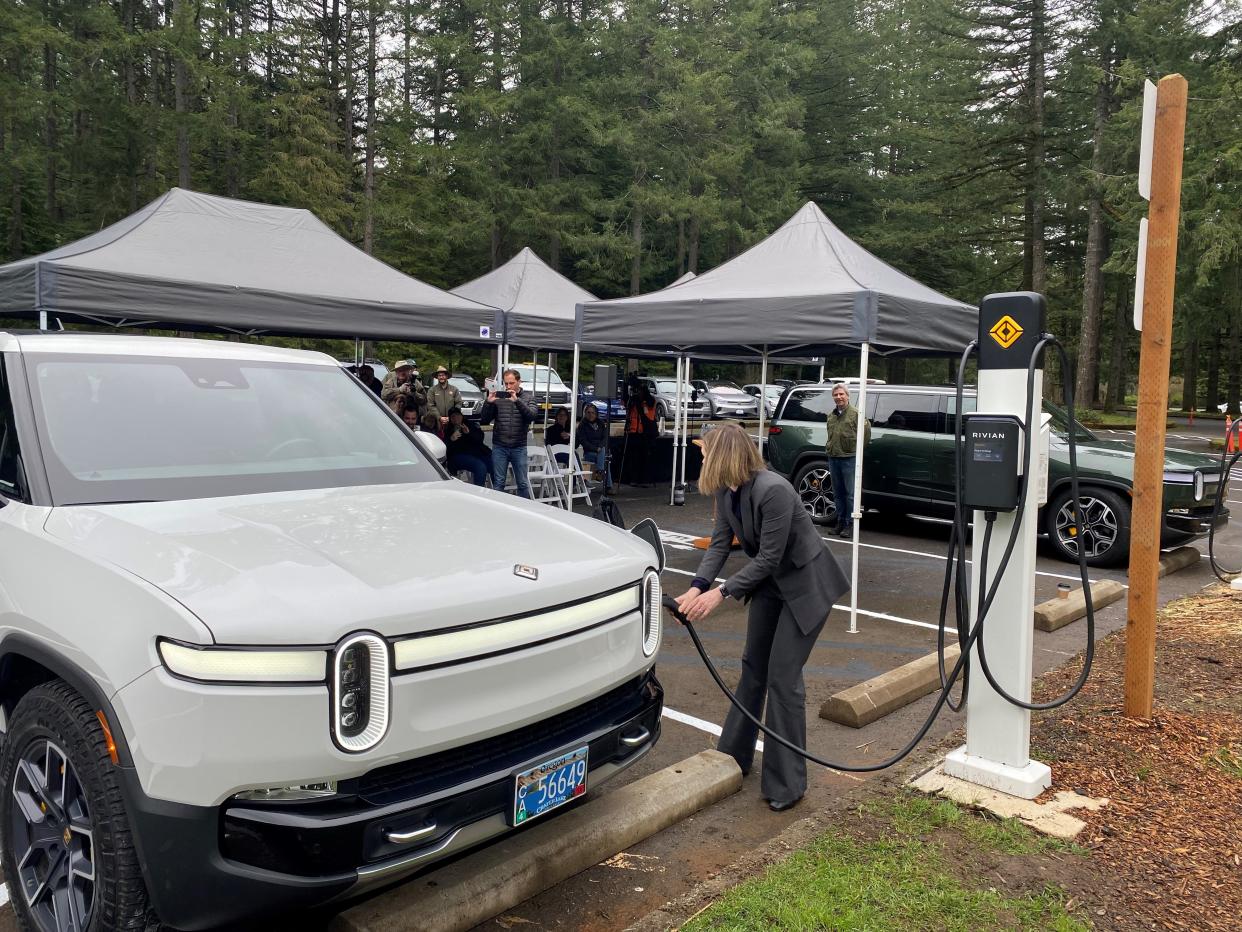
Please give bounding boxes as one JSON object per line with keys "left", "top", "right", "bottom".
{"left": 675, "top": 423, "right": 849, "bottom": 811}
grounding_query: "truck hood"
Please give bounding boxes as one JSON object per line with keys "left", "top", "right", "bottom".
{"left": 1054, "top": 437, "right": 1221, "bottom": 473}
{"left": 43, "top": 483, "right": 656, "bottom": 645}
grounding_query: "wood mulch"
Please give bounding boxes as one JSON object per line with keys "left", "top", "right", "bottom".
{"left": 1030, "top": 585, "right": 1242, "bottom": 931}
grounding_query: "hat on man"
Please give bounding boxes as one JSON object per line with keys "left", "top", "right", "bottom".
{"left": 394, "top": 359, "right": 417, "bottom": 370}
{"left": 433, "top": 366, "right": 451, "bottom": 377}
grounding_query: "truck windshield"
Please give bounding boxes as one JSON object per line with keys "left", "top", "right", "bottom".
{"left": 1042, "top": 400, "right": 1097, "bottom": 442}
{"left": 27, "top": 354, "right": 442, "bottom": 505}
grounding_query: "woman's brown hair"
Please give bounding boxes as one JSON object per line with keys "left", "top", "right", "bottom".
{"left": 698, "top": 423, "right": 764, "bottom": 495}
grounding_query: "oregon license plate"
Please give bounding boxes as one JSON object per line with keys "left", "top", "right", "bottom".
{"left": 513, "top": 746, "right": 588, "bottom": 825}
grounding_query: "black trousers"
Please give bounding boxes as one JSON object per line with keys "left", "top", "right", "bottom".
{"left": 717, "top": 583, "right": 826, "bottom": 804}
{"left": 624, "top": 432, "right": 653, "bottom": 484}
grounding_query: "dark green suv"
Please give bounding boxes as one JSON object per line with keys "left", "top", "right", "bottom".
{"left": 766, "top": 383, "right": 1226, "bottom": 567}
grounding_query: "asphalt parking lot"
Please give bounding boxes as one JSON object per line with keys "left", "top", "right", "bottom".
{"left": 2, "top": 428, "right": 1238, "bottom": 931}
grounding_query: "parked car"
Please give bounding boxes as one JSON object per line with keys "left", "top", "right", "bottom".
{"left": 743, "top": 383, "right": 786, "bottom": 418}
{"left": 579, "top": 382, "right": 627, "bottom": 420}
{"left": 503, "top": 363, "right": 572, "bottom": 409}
{"left": 639, "top": 376, "right": 712, "bottom": 433}
{"left": 691, "top": 379, "right": 760, "bottom": 419}
{"left": 450, "top": 373, "right": 485, "bottom": 420}
{"left": 0, "top": 332, "right": 664, "bottom": 931}
{"left": 766, "top": 382, "right": 1227, "bottom": 567}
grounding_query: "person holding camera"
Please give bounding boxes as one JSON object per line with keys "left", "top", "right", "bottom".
{"left": 444, "top": 407, "right": 490, "bottom": 486}
{"left": 381, "top": 359, "right": 428, "bottom": 419}
{"left": 481, "top": 368, "right": 539, "bottom": 498}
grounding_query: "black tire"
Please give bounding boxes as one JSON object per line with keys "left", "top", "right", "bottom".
{"left": 792, "top": 460, "right": 839, "bottom": 527}
{"left": 1, "top": 681, "right": 159, "bottom": 932}
{"left": 1045, "top": 486, "right": 1131, "bottom": 568}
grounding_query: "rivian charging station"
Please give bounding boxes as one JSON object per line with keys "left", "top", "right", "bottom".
{"left": 943, "top": 292, "right": 1056, "bottom": 799}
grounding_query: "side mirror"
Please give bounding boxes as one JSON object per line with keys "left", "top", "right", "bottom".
{"left": 630, "top": 518, "right": 665, "bottom": 571}
{"left": 414, "top": 431, "right": 447, "bottom": 465}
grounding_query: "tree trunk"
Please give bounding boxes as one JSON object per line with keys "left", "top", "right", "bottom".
{"left": 362, "top": 0, "right": 378, "bottom": 254}
{"left": 43, "top": 23, "right": 58, "bottom": 222}
{"left": 1229, "top": 320, "right": 1240, "bottom": 418}
{"left": 687, "top": 215, "right": 700, "bottom": 273}
{"left": 1206, "top": 330, "right": 1221, "bottom": 411}
{"left": 1181, "top": 336, "right": 1198, "bottom": 412}
{"left": 1075, "top": 56, "right": 1113, "bottom": 409}
{"left": 124, "top": 0, "right": 140, "bottom": 211}
{"left": 1104, "top": 287, "right": 1128, "bottom": 412}
{"left": 676, "top": 218, "right": 686, "bottom": 275}
{"left": 7, "top": 162, "right": 21, "bottom": 260}
{"left": 1023, "top": 0, "right": 1047, "bottom": 294}
{"left": 344, "top": 0, "right": 356, "bottom": 159}
{"left": 490, "top": 222, "right": 501, "bottom": 268}
{"left": 172, "top": 0, "right": 192, "bottom": 188}
{"left": 887, "top": 358, "right": 907, "bottom": 383}
{"left": 630, "top": 206, "right": 643, "bottom": 295}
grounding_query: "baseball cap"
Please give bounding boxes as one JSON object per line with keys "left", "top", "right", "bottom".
{"left": 394, "top": 359, "right": 417, "bottom": 370}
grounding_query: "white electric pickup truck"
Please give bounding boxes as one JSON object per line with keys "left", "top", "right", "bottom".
{"left": 0, "top": 332, "right": 664, "bottom": 931}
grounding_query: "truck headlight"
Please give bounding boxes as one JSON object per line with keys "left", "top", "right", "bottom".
{"left": 641, "top": 570, "right": 661, "bottom": 657}
{"left": 158, "top": 640, "right": 327, "bottom": 684}
{"left": 331, "top": 632, "right": 390, "bottom": 753}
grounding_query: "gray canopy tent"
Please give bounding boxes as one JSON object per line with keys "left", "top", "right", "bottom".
{"left": 451, "top": 246, "right": 596, "bottom": 353}
{"left": 0, "top": 188, "right": 503, "bottom": 343}
{"left": 573, "top": 200, "right": 977, "bottom": 633}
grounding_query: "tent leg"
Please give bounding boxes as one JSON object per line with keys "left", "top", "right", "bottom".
{"left": 848, "top": 342, "right": 871, "bottom": 635}
{"left": 758, "top": 347, "right": 768, "bottom": 451}
{"left": 354, "top": 338, "right": 361, "bottom": 366}
{"left": 542, "top": 350, "right": 552, "bottom": 431}
{"left": 681, "top": 357, "right": 692, "bottom": 489}
{"left": 670, "top": 356, "right": 684, "bottom": 505}
{"left": 569, "top": 344, "right": 581, "bottom": 508}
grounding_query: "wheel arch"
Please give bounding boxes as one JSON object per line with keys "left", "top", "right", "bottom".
{"left": 1047, "top": 475, "right": 1132, "bottom": 503}
{"left": 0, "top": 633, "right": 134, "bottom": 767}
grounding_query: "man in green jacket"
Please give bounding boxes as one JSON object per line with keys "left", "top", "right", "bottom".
{"left": 426, "top": 366, "right": 464, "bottom": 426}
{"left": 825, "top": 383, "right": 871, "bottom": 539}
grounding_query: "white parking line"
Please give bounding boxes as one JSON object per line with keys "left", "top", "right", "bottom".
{"left": 818, "top": 535, "right": 1111, "bottom": 587}
{"left": 661, "top": 566, "right": 941, "bottom": 631}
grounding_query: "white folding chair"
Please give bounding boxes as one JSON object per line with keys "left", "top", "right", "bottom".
{"left": 524, "top": 444, "right": 567, "bottom": 506}
{"left": 547, "top": 444, "right": 593, "bottom": 509}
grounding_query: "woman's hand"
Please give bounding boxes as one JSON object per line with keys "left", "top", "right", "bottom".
{"left": 684, "top": 587, "right": 724, "bottom": 623}
{"left": 673, "top": 588, "right": 700, "bottom": 612}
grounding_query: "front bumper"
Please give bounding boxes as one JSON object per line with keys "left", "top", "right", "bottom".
{"left": 123, "top": 671, "right": 663, "bottom": 930}
{"left": 1163, "top": 502, "right": 1228, "bottom": 537}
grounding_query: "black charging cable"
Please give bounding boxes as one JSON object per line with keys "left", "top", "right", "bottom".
{"left": 1207, "top": 418, "right": 1242, "bottom": 581}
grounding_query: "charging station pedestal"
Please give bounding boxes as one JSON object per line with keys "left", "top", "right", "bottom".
{"left": 943, "top": 292, "right": 1052, "bottom": 800}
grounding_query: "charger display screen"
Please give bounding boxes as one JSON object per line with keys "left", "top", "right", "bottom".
{"left": 971, "top": 441, "right": 1005, "bottom": 464}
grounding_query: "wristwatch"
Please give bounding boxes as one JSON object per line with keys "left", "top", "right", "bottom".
{"left": 718, "top": 584, "right": 732, "bottom": 600}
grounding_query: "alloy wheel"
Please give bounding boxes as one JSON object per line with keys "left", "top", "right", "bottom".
{"left": 797, "top": 466, "right": 836, "bottom": 522}
{"left": 9, "top": 739, "right": 95, "bottom": 932}
{"left": 1054, "top": 495, "right": 1118, "bottom": 559}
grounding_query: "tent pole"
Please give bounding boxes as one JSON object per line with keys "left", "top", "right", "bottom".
{"left": 543, "top": 351, "right": 552, "bottom": 430}
{"left": 569, "top": 344, "right": 580, "bottom": 506}
{"left": 681, "top": 357, "right": 692, "bottom": 489}
{"left": 758, "top": 347, "right": 768, "bottom": 452}
{"left": 848, "top": 342, "right": 871, "bottom": 635}
{"left": 670, "top": 356, "right": 684, "bottom": 505}
{"left": 354, "top": 338, "right": 361, "bottom": 366}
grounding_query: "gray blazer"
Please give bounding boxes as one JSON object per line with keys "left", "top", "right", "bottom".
{"left": 694, "top": 469, "right": 850, "bottom": 635}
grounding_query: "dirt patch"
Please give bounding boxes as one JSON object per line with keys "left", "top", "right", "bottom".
{"left": 1030, "top": 585, "right": 1242, "bottom": 931}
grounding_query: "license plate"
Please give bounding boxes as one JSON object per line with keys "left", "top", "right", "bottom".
{"left": 735, "top": 408, "right": 745, "bottom": 414}
{"left": 514, "top": 746, "right": 588, "bottom": 825}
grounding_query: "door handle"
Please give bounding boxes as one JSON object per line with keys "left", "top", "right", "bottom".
{"left": 620, "top": 727, "right": 650, "bottom": 748}
{"left": 385, "top": 822, "right": 437, "bottom": 845}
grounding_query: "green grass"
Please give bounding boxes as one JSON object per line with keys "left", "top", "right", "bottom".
{"left": 1207, "top": 745, "right": 1242, "bottom": 779}
{"left": 683, "top": 794, "right": 1088, "bottom": 932}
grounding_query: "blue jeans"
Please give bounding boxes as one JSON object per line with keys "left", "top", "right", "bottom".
{"left": 449, "top": 453, "right": 489, "bottom": 487}
{"left": 584, "top": 447, "right": 613, "bottom": 490}
{"left": 492, "top": 444, "right": 531, "bottom": 498}
{"left": 828, "top": 455, "right": 855, "bottom": 529}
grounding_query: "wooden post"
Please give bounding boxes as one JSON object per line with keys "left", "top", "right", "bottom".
{"left": 1124, "top": 74, "right": 1188, "bottom": 720}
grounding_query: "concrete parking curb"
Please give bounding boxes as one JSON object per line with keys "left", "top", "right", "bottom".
{"left": 820, "top": 645, "right": 961, "bottom": 729}
{"left": 1033, "top": 580, "right": 1126, "bottom": 632}
{"left": 1158, "top": 545, "right": 1200, "bottom": 577}
{"left": 329, "top": 750, "right": 743, "bottom": 932}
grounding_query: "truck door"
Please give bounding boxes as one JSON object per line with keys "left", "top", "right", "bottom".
{"left": 866, "top": 391, "right": 940, "bottom": 507}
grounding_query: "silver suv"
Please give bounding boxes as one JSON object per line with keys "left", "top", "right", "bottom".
{"left": 0, "top": 332, "right": 664, "bottom": 930}
{"left": 637, "top": 376, "right": 711, "bottom": 434}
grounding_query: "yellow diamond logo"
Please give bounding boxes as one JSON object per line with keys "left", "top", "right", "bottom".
{"left": 989, "top": 315, "right": 1024, "bottom": 349}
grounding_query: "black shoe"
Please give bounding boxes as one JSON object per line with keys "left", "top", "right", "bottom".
{"left": 839, "top": 526, "right": 853, "bottom": 540}
{"left": 768, "top": 796, "right": 802, "bottom": 812}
